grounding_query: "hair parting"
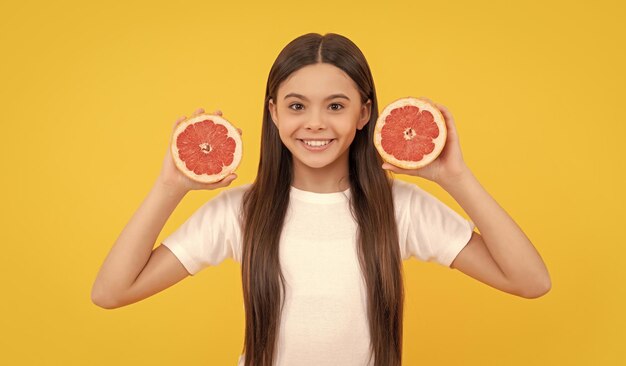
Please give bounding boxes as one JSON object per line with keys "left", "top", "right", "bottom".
{"left": 240, "top": 32, "right": 404, "bottom": 366}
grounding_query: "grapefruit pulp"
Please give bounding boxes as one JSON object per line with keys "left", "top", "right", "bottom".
{"left": 170, "top": 113, "right": 242, "bottom": 184}
{"left": 373, "top": 97, "right": 447, "bottom": 169}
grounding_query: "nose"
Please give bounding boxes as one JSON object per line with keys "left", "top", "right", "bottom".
{"left": 304, "top": 109, "right": 326, "bottom": 130}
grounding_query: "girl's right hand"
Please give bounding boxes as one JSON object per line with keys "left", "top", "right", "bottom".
{"left": 157, "top": 108, "right": 242, "bottom": 194}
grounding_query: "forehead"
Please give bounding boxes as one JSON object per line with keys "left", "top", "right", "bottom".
{"left": 278, "top": 63, "right": 359, "bottom": 98}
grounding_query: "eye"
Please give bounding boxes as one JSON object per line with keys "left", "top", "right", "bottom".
{"left": 329, "top": 103, "right": 344, "bottom": 111}
{"left": 288, "top": 103, "right": 344, "bottom": 111}
{"left": 288, "top": 103, "right": 304, "bottom": 111}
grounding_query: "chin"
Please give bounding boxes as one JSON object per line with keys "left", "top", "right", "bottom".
{"left": 294, "top": 156, "right": 336, "bottom": 169}
{"left": 302, "top": 161, "right": 333, "bottom": 169}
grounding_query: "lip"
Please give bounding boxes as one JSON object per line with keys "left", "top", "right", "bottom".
{"left": 298, "top": 139, "right": 335, "bottom": 152}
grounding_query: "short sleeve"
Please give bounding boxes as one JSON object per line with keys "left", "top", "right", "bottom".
{"left": 161, "top": 188, "right": 243, "bottom": 275}
{"left": 395, "top": 180, "right": 475, "bottom": 267}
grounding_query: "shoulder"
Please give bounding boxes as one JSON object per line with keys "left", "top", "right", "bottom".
{"left": 390, "top": 178, "right": 445, "bottom": 218}
{"left": 198, "top": 183, "right": 252, "bottom": 220}
{"left": 391, "top": 178, "right": 413, "bottom": 196}
{"left": 218, "top": 183, "right": 252, "bottom": 216}
{"left": 390, "top": 179, "right": 419, "bottom": 223}
{"left": 391, "top": 177, "right": 441, "bottom": 201}
{"left": 391, "top": 178, "right": 425, "bottom": 203}
{"left": 219, "top": 182, "right": 253, "bottom": 204}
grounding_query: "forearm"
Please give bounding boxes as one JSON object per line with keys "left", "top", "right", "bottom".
{"left": 92, "top": 178, "right": 187, "bottom": 301}
{"left": 440, "top": 169, "right": 550, "bottom": 290}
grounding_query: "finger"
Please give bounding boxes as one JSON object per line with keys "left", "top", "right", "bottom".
{"left": 193, "top": 108, "right": 205, "bottom": 116}
{"left": 435, "top": 104, "right": 456, "bottom": 129}
{"left": 237, "top": 128, "right": 242, "bottom": 135}
{"left": 382, "top": 163, "right": 399, "bottom": 172}
{"left": 173, "top": 115, "right": 187, "bottom": 129}
{"left": 214, "top": 173, "right": 237, "bottom": 187}
{"left": 227, "top": 173, "right": 238, "bottom": 183}
{"left": 418, "top": 96, "right": 436, "bottom": 105}
{"left": 434, "top": 103, "right": 448, "bottom": 118}
{"left": 417, "top": 97, "right": 444, "bottom": 115}
{"left": 435, "top": 103, "right": 450, "bottom": 116}
{"left": 213, "top": 110, "right": 223, "bottom": 116}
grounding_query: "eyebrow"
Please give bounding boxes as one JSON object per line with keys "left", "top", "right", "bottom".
{"left": 283, "top": 93, "right": 351, "bottom": 101}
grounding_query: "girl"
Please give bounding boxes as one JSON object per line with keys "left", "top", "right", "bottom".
{"left": 92, "top": 33, "right": 551, "bottom": 366}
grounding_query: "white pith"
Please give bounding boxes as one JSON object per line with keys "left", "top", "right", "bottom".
{"left": 171, "top": 114, "right": 243, "bottom": 183}
{"left": 373, "top": 97, "right": 447, "bottom": 169}
{"left": 199, "top": 142, "right": 212, "bottom": 153}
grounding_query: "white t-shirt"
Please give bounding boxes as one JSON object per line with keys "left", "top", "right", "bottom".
{"left": 162, "top": 178, "right": 475, "bottom": 366}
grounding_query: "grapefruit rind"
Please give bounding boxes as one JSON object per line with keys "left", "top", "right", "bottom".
{"left": 170, "top": 113, "right": 243, "bottom": 184}
{"left": 373, "top": 97, "right": 447, "bottom": 169}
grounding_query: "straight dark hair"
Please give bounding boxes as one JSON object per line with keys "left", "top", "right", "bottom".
{"left": 240, "top": 32, "right": 404, "bottom": 366}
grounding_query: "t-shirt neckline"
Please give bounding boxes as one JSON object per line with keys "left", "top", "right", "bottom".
{"left": 289, "top": 185, "right": 351, "bottom": 204}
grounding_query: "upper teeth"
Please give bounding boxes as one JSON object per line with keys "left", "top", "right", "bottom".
{"left": 303, "top": 140, "right": 332, "bottom": 146}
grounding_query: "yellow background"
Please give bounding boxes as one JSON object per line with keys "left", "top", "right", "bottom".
{"left": 1, "top": 0, "right": 624, "bottom": 364}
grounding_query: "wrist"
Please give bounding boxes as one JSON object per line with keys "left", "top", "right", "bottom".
{"left": 155, "top": 176, "right": 189, "bottom": 199}
{"left": 439, "top": 166, "right": 474, "bottom": 191}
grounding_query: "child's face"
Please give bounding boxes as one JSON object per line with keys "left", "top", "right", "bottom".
{"left": 268, "top": 63, "right": 371, "bottom": 171}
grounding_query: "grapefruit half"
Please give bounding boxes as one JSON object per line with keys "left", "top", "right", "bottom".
{"left": 374, "top": 97, "right": 447, "bottom": 169}
{"left": 170, "top": 113, "right": 243, "bottom": 184}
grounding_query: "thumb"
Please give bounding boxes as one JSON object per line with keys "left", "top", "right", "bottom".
{"left": 224, "top": 173, "right": 238, "bottom": 183}
{"left": 209, "top": 173, "right": 238, "bottom": 189}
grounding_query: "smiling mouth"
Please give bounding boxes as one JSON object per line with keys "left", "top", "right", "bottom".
{"left": 298, "top": 139, "right": 335, "bottom": 146}
{"left": 297, "top": 139, "right": 336, "bottom": 150}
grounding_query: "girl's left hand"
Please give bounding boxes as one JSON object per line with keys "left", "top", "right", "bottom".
{"left": 382, "top": 97, "right": 470, "bottom": 186}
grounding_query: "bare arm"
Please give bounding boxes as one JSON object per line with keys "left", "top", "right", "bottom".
{"left": 382, "top": 97, "right": 550, "bottom": 298}
{"left": 90, "top": 179, "right": 190, "bottom": 309}
{"left": 444, "top": 170, "right": 551, "bottom": 298}
{"left": 91, "top": 108, "right": 240, "bottom": 309}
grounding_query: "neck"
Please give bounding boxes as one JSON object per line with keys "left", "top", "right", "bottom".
{"left": 291, "top": 151, "right": 350, "bottom": 193}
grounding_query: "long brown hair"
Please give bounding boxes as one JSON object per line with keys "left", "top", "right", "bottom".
{"left": 240, "top": 32, "right": 404, "bottom": 366}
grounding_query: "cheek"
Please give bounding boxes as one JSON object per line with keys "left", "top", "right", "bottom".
{"left": 337, "top": 115, "right": 360, "bottom": 135}
{"left": 277, "top": 119, "right": 299, "bottom": 139}
{"left": 345, "top": 129, "right": 357, "bottom": 142}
